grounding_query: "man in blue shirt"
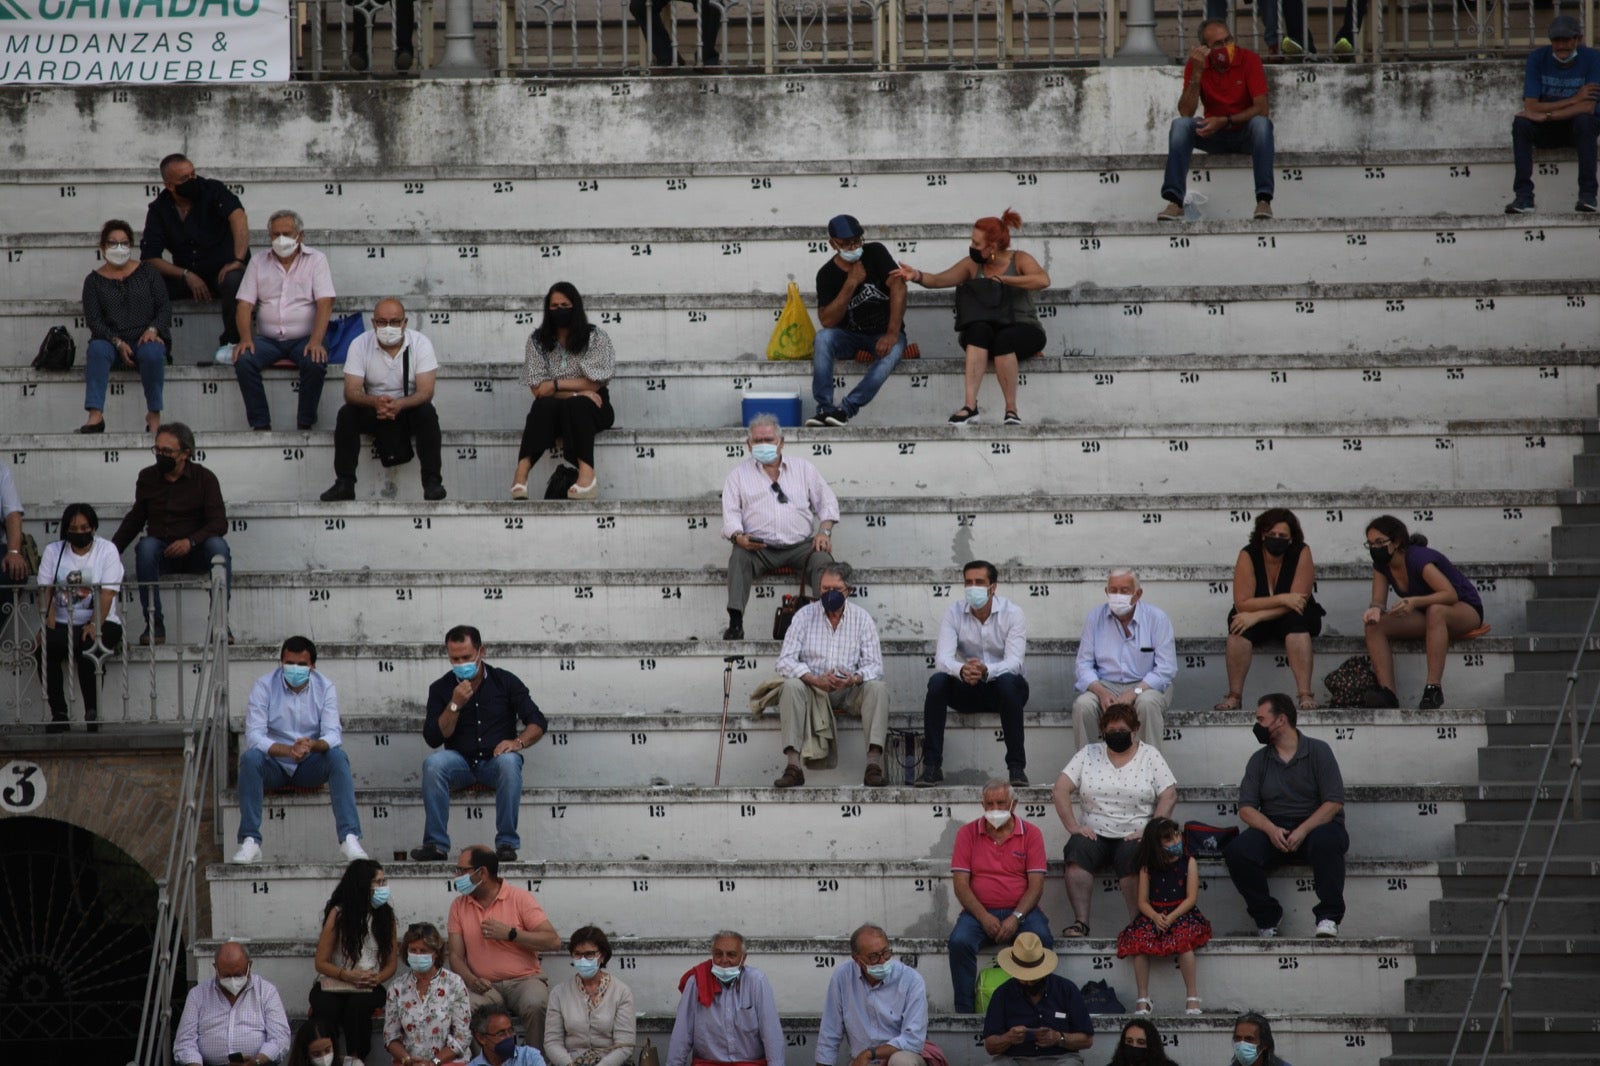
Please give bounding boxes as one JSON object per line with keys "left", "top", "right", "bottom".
{"left": 667, "top": 931, "right": 786, "bottom": 1066}
{"left": 980, "top": 933, "right": 1093, "bottom": 1064}
{"left": 1507, "top": 14, "right": 1600, "bottom": 213}
{"left": 1070, "top": 568, "right": 1177, "bottom": 752}
{"left": 233, "top": 635, "right": 364, "bottom": 864}
{"left": 816, "top": 924, "right": 929, "bottom": 1066}
{"left": 412, "top": 624, "right": 548, "bottom": 863}
{"left": 467, "top": 1007, "right": 550, "bottom": 1066}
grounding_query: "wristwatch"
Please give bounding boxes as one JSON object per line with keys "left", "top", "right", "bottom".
{"left": 508, "top": 927, "right": 518, "bottom": 941}
{"left": 446, "top": 702, "right": 458, "bottom": 714}
{"left": 1012, "top": 911, "right": 1025, "bottom": 920}
{"left": 1133, "top": 685, "right": 1147, "bottom": 696}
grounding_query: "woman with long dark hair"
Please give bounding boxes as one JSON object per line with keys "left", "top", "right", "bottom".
{"left": 510, "top": 281, "right": 617, "bottom": 500}
{"left": 1216, "top": 507, "right": 1323, "bottom": 711}
{"left": 37, "top": 503, "right": 123, "bottom": 733}
{"left": 310, "top": 858, "right": 398, "bottom": 1063}
{"left": 286, "top": 1016, "right": 344, "bottom": 1066}
{"left": 1108, "top": 1018, "right": 1181, "bottom": 1065}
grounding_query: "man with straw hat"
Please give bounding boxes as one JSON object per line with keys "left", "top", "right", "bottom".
{"left": 979, "top": 934, "right": 1094, "bottom": 1064}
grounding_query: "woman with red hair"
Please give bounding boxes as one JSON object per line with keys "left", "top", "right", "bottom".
{"left": 891, "top": 209, "right": 1050, "bottom": 424}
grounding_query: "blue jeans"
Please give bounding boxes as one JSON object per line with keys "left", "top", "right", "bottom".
{"left": 1223, "top": 820, "right": 1349, "bottom": 927}
{"left": 1161, "top": 116, "right": 1275, "bottom": 205}
{"left": 85, "top": 338, "right": 166, "bottom": 413}
{"left": 812, "top": 327, "right": 906, "bottom": 416}
{"left": 133, "top": 535, "right": 232, "bottom": 628}
{"left": 237, "top": 745, "right": 362, "bottom": 844}
{"left": 421, "top": 749, "right": 524, "bottom": 851}
{"left": 1512, "top": 113, "right": 1598, "bottom": 204}
{"left": 234, "top": 335, "right": 328, "bottom": 429}
{"left": 948, "top": 906, "right": 1054, "bottom": 1012}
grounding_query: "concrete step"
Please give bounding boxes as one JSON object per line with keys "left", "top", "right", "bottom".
{"left": 5, "top": 279, "right": 1593, "bottom": 367}
{"left": 1476, "top": 744, "right": 1596, "bottom": 780}
{"left": 1462, "top": 787, "right": 1600, "bottom": 821}
{"left": 9, "top": 350, "right": 1595, "bottom": 433}
{"left": 1523, "top": 597, "right": 1600, "bottom": 631}
{"left": 1406, "top": 933, "right": 1600, "bottom": 969}
{"left": 1433, "top": 860, "right": 1600, "bottom": 900}
{"left": 215, "top": 785, "right": 1467, "bottom": 866}
{"left": 1483, "top": 706, "right": 1598, "bottom": 745}
{"left": 1450, "top": 820, "right": 1600, "bottom": 856}
{"left": 196, "top": 934, "right": 1418, "bottom": 1017}
{"left": 17, "top": 492, "right": 1556, "bottom": 571}
{"left": 1385, "top": 1012, "right": 1600, "bottom": 1060}
{"left": 204, "top": 856, "right": 1443, "bottom": 941}
{"left": 1501, "top": 669, "right": 1600, "bottom": 706}
{"left": 239, "top": 707, "right": 1490, "bottom": 791}
{"left": 1573, "top": 452, "right": 1600, "bottom": 488}
{"left": 1551, "top": 524, "right": 1600, "bottom": 560}
{"left": 1428, "top": 896, "right": 1600, "bottom": 937}
{"left": 4, "top": 418, "right": 1581, "bottom": 503}
{"left": 1404, "top": 972, "right": 1599, "bottom": 1013}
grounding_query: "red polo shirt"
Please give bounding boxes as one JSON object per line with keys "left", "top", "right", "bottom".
{"left": 950, "top": 817, "right": 1048, "bottom": 910}
{"left": 1185, "top": 46, "right": 1268, "bottom": 118}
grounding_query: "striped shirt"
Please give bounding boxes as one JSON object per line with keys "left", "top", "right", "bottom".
{"left": 775, "top": 600, "right": 884, "bottom": 681}
{"left": 720, "top": 455, "right": 839, "bottom": 545}
{"left": 172, "top": 975, "right": 290, "bottom": 1066}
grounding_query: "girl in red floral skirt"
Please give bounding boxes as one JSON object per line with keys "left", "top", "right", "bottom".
{"left": 1116, "top": 816, "right": 1211, "bottom": 1017}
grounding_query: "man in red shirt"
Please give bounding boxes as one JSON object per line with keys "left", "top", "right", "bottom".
{"left": 1159, "top": 19, "right": 1276, "bottom": 222}
{"left": 946, "top": 780, "right": 1053, "bottom": 1013}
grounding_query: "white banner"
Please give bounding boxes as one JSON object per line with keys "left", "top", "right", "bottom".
{"left": 0, "top": 0, "right": 291, "bottom": 85}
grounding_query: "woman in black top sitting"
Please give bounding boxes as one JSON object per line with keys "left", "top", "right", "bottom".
{"left": 80, "top": 218, "right": 170, "bottom": 435}
{"left": 1215, "top": 508, "right": 1323, "bottom": 711}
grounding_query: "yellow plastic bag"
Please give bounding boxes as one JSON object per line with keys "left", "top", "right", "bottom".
{"left": 766, "top": 281, "right": 816, "bottom": 361}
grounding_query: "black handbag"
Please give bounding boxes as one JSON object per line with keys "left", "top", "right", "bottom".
{"left": 772, "top": 558, "right": 813, "bottom": 640}
{"left": 544, "top": 464, "right": 579, "bottom": 499}
{"left": 954, "top": 276, "right": 1011, "bottom": 330}
{"left": 32, "top": 325, "right": 76, "bottom": 370}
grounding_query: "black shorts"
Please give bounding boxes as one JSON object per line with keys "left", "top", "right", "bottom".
{"left": 1228, "top": 602, "right": 1323, "bottom": 646}
{"left": 1063, "top": 834, "right": 1142, "bottom": 878}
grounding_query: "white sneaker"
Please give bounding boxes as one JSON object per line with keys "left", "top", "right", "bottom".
{"left": 339, "top": 834, "right": 369, "bottom": 861}
{"left": 213, "top": 343, "right": 236, "bottom": 364}
{"left": 1315, "top": 918, "right": 1339, "bottom": 938}
{"left": 231, "top": 839, "right": 263, "bottom": 863}
{"left": 1256, "top": 925, "right": 1278, "bottom": 938}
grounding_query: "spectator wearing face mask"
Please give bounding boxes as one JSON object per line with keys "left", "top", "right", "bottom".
{"left": 805, "top": 214, "right": 909, "bottom": 428}
{"left": 231, "top": 208, "right": 335, "bottom": 430}
{"left": 385, "top": 921, "right": 472, "bottom": 1066}
{"left": 470, "top": 1006, "right": 550, "bottom": 1066}
{"left": 815, "top": 924, "right": 930, "bottom": 1066}
{"left": 80, "top": 218, "right": 170, "bottom": 436}
{"left": 1227, "top": 1011, "right": 1292, "bottom": 1066}
{"left": 544, "top": 925, "right": 635, "bottom": 1066}
{"left": 1157, "top": 19, "right": 1274, "bottom": 222}
{"left": 173, "top": 940, "right": 291, "bottom": 1066}
{"left": 915, "top": 560, "right": 1029, "bottom": 788}
{"left": 1505, "top": 15, "right": 1600, "bottom": 214}
{"left": 510, "top": 282, "right": 616, "bottom": 501}
{"left": 37, "top": 503, "right": 123, "bottom": 734}
{"left": 286, "top": 1017, "right": 343, "bottom": 1066}
{"left": 321, "top": 297, "right": 446, "bottom": 502}
{"left": 449, "top": 846, "right": 563, "bottom": 1046}
{"left": 139, "top": 152, "right": 250, "bottom": 363}
{"left": 771, "top": 562, "right": 888, "bottom": 788}
{"left": 1216, "top": 508, "right": 1324, "bottom": 712}
{"left": 667, "top": 931, "right": 784, "bottom": 1066}
{"left": 1071, "top": 568, "right": 1176, "bottom": 753}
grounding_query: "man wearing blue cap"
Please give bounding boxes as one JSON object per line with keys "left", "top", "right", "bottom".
{"left": 1506, "top": 14, "right": 1600, "bottom": 213}
{"left": 807, "top": 215, "right": 908, "bottom": 428}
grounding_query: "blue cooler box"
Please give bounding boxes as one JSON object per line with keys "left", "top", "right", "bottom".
{"left": 741, "top": 392, "right": 802, "bottom": 427}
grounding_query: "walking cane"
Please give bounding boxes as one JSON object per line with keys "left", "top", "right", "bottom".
{"left": 715, "top": 655, "right": 741, "bottom": 785}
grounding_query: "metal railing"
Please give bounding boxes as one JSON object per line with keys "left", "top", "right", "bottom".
{"left": 289, "top": 0, "right": 1594, "bottom": 75}
{"left": 129, "top": 558, "right": 232, "bottom": 1066}
{"left": 1446, "top": 588, "right": 1595, "bottom": 1063}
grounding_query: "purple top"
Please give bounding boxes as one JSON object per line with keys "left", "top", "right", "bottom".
{"left": 1376, "top": 544, "right": 1482, "bottom": 613}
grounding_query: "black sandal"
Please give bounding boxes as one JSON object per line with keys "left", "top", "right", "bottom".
{"left": 947, "top": 406, "right": 979, "bottom": 425}
{"left": 1061, "top": 920, "right": 1090, "bottom": 938}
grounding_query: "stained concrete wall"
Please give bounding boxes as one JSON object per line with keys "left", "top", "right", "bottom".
{"left": 1, "top": 61, "right": 1520, "bottom": 173}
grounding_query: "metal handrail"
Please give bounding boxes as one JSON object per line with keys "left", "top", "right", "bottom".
{"left": 128, "top": 557, "right": 231, "bottom": 1066}
{"left": 1445, "top": 586, "right": 1596, "bottom": 1063}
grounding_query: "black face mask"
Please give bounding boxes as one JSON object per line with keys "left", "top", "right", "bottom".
{"left": 548, "top": 307, "right": 574, "bottom": 327}
{"left": 1263, "top": 537, "right": 1291, "bottom": 557}
{"left": 1122, "top": 1048, "right": 1149, "bottom": 1066}
{"left": 155, "top": 455, "right": 179, "bottom": 475}
{"left": 65, "top": 531, "right": 95, "bottom": 549}
{"left": 968, "top": 246, "right": 986, "bottom": 265}
{"left": 175, "top": 177, "right": 205, "bottom": 201}
{"left": 1104, "top": 730, "right": 1134, "bottom": 753}
{"left": 1369, "top": 545, "right": 1392, "bottom": 566}
{"left": 1252, "top": 722, "right": 1273, "bottom": 745}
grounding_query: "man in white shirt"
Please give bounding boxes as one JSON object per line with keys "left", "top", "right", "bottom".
{"left": 173, "top": 941, "right": 291, "bottom": 1066}
{"left": 719, "top": 413, "right": 839, "bottom": 640}
{"left": 1072, "top": 567, "right": 1178, "bottom": 752}
{"left": 232, "top": 208, "right": 336, "bottom": 430}
{"left": 320, "top": 297, "right": 445, "bottom": 501}
{"left": 772, "top": 563, "right": 888, "bottom": 787}
{"left": 916, "top": 560, "right": 1030, "bottom": 788}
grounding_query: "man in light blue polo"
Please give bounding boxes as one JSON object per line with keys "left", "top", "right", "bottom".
{"left": 668, "top": 930, "right": 785, "bottom": 1066}
{"left": 1070, "top": 568, "right": 1177, "bottom": 752}
{"left": 233, "top": 634, "right": 365, "bottom": 863}
{"left": 817, "top": 924, "right": 929, "bottom": 1066}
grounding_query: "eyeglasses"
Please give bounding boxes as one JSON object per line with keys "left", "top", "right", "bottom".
{"left": 151, "top": 446, "right": 182, "bottom": 458}
{"left": 572, "top": 949, "right": 602, "bottom": 959}
{"left": 769, "top": 482, "right": 789, "bottom": 505}
{"left": 487, "top": 1026, "right": 516, "bottom": 1040}
{"left": 1363, "top": 537, "right": 1392, "bottom": 549}
{"left": 858, "top": 947, "right": 893, "bottom": 964}
{"left": 373, "top": 316, "right": 406, "bottom": 327}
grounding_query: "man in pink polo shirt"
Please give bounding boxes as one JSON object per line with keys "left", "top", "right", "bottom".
{"left": 947, "top": 779, "right": 1054, "bottom": 1013}
{"left": 231, "top": 208, "right": 336, "bottom": 431}
{"left": 448, "top": 845, "right": 562, "bottom": 1047}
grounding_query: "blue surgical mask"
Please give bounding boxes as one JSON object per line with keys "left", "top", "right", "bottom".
{"left": 573, "top": 957, "right": 601, "bottom": 979}
{"left": 820, "top": 589, "right": 847, "bottom": 613}
{"left": 494, "top": 1036, "right": 518, "bottom": 1061}
{"left": 865, "top": 960, "right": 896, "bottom": 982}
{"left": 371, "top": 886, "right": 391, "bottom": 907}
{"left": 751, "top": 443, "right": 779, "bottom": 465}
{"left": 282, "top": 664, "right": 312, "bottom": 687}
{"left": 1164, "top": 842, "right": 1184, "bottom": 858}
{"left": 451, "top": 660, "right": 479, "bottom": 681}
{"left": 838, "top": 247, "right": 864, "bottom": 263}
{"left": 965, "top": 585, "right": 990, "bottom": 609}
{"left": 1233, "top": 1043, "right": 1261, "bottom": 1065}
{"left": 710, "top": 964, "right": 742, "bottom": 983}
{"left": 407, "top": 953, "right": 435, "bottom": 973}
{"left": 453, "top": 870, "right": 478, "bottom": 895}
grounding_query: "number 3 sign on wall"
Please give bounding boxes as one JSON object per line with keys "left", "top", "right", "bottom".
{"left": 0, "top": 761, "right": 46, "bottom": 814}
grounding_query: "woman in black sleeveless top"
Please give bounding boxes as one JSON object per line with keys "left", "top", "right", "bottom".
{"left": 1216, "top": 508, "right": 1323, "bottom": 711}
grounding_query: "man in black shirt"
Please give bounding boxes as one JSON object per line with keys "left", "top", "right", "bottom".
{"left": 139, "top": 153, "right": 251, "bottom": 361}
{"left": 806, "top": 214, "right": 908, "bottom": 428}
{"left": 413, "top": 625, "right": 547, "bottom": 863}
{"left": 980, "top": 933, "right": 1093, "bottom": 1058}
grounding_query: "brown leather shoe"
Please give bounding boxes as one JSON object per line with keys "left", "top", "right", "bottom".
{"left": 862, "top": 763, "right": 886, "bottom": 787}
{"left": 773, "top": 765, "right": 805, "bottom": 788}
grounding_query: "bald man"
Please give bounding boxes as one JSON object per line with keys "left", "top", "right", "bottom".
{"left": 321, "top": 297, "right": 445, "bottom": 502}
{"left": 173, "top": 941, "right": 291, "bottom": 1066}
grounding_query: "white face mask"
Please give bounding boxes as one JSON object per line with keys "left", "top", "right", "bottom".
{"left": 838, "top": 247, "right": 864, "bottom": 263}
{"left": 1107, "top": 592, "right": 1135, "bottom": 617}
{"left": 984, "top": 809, "right": 1012, "bottom": 828}
{"left": 311, "top": 1054, "right": 335, "bottom": 1066}
{"left": 218, "top": 973, "right": 249, "bottom": 996}
{"left": 103, "top": 243, "right": 132, "bottom": 266}
{"left": 376, "top": 325, "right": 405, "bottom": 346}
{"left": 271, "top": 234, "right": 300, "bottom": 258}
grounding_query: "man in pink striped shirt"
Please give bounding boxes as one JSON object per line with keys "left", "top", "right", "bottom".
{"left": 232, "top": 208, "right": 336, "bottom": 431}
{"left": 719, "top": 413, "right": 839, "bottom": 639}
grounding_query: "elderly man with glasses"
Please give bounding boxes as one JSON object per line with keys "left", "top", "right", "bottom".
{"left": 816, "top": 924, "right": 930, "bottom": 1066}
{"left": 110, "top": 421, "right": 231, "bottom": 646}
